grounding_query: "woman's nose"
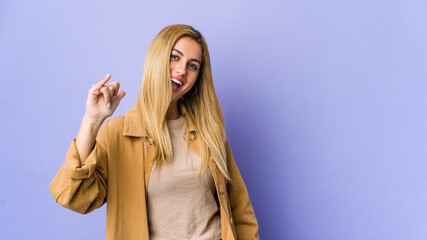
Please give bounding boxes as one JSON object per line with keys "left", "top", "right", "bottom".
{"left": 173, "top": 61, "right": 186, "bottom": 76}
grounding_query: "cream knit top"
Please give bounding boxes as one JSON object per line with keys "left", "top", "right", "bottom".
{"left": 147, "top": 116, "right": 221, "bottom": 240}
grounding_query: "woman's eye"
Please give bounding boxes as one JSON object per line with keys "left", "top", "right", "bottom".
{"left": 189, "top": 64, "right": 198, "bottom": 70}
{"left": 170, "top": 55, "right": 178, "bottom": 60}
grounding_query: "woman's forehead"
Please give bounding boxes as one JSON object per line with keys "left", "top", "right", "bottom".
{"left": 172, "top": 37, "right": 202, "bottom": 62}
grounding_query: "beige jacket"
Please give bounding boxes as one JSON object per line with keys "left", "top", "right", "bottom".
{"left": 49, "top": 107, "right": 259, "bottom": 240}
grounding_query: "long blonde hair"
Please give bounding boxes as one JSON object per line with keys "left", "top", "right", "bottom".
{"left": 135, "top": 24, "right": 229, "bottom": 180}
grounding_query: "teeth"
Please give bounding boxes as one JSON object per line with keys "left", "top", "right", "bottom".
{"left": 171, "top": 78, "right": 182, "bottom": 86}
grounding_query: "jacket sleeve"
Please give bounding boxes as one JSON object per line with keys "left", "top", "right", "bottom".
{"left": 49, "top": 129, "right": 108, "bottom": 215}
{"left": 226, "top": 141, "right": 260, "bottom": 239}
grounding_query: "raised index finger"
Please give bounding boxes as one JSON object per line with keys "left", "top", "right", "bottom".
{"left": 93, "top": 73, "right": 111, "bottom": 90}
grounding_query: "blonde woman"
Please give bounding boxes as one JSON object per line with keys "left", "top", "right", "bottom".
{"left": 50, "top": 24, "right": 259, "bottom": 240}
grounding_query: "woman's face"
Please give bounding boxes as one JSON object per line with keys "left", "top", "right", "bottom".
{"left": 170, "top": 37, "right": 202, "bottom": 102}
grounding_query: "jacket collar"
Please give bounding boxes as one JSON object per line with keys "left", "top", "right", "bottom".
{"left": 122, "top": 106, "right": 198, "bottom": 138}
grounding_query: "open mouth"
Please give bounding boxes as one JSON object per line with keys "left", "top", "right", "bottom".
{"left": 171, "top": 77, "right": 183, "bottom": 92}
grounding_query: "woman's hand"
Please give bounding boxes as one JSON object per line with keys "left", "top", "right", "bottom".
{"left": 85, "top": 73, "right": 126, "bottom": 121}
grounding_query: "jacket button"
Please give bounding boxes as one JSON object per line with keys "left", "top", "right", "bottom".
{"left": 145, "top": 138, "right": 153, "bottom": 145}
{"left": 190, "top": 133, "right": 197, "bottom": 141}
{"left": 219, "top": 187, "right": 225, "bottom": 195}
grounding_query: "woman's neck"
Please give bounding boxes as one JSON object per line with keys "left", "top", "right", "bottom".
{"left": 166, "top": 101, "right": 181, "bottom": 120}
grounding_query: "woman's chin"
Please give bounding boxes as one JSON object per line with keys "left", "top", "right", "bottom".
{"left": 171, "top": 88, "right": 187, "bottom": 101}
{"left": 170, "top": 93, "right": 181, "bottom": 103}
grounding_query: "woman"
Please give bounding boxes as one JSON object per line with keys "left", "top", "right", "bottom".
{"left": 50, "top": 24, "right": 259, "bottom": 240}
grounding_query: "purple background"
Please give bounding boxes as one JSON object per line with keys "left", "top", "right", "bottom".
{"left": 1, "top": 0, "right": 427, "bottom": 239}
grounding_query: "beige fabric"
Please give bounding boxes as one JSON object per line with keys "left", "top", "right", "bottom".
{"left": 147, "top": 116, "right": 221, "bottom": 240}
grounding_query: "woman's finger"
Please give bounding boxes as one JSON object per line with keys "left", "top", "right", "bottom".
{"left": 99, "top": 86, "right": 112, "bottom": 108}
{"left": 116, "top": 90, "right": 126, "bottom": 101}
{"left": 112, "top": 81, "right": 120, "bottom": 96}
{"left": 89, "top": 84, "right": 102, "bottom": 96}
{"left": 105, "top": 82, "right": 118, "bottom": 98}
{"left": 111, "top": 90, "right": 126, "bottom": 108}
{"left": 106, "top": 81, "right": 120, "bottom": 99}
{"left": 94, "top": 73, "right": 111, "bottom": 91}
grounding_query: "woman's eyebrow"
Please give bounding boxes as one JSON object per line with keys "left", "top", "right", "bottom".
{"left": 172, "top": 49, "right": 201, "bottom": 64}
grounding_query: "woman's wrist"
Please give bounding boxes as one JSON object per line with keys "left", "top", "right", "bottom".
{"left": 76, "top": 114, "right": 105, "bottom": 163}
{"left": 82, "top": 114, "right": 106, "bottom": 128}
